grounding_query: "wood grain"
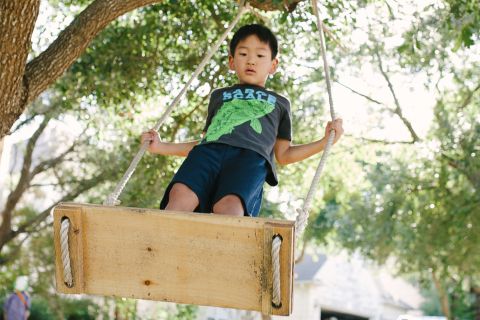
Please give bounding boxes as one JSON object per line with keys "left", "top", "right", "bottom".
{"left": 53, "top": 202, "right": 294, "bottom": 315}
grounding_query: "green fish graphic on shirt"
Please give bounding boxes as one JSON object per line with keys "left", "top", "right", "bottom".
{"left": 205, "top": 98, "right": 275, "bottom": 142}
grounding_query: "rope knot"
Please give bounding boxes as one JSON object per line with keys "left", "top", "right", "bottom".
{"left": 103, "top": 195, "right": 121, "bottom": 206}
{"left": 295, "top": 207, "right": 309, "bottom": 237}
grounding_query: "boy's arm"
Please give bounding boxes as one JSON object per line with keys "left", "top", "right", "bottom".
{"left": 274, "top": 119, "right": 343, "bottom": 165}
{"left": 150, "top": 140, "right": 200, "bottom": 157}
{"left": 141, "top": 129, "right": 204, "bottom": 157}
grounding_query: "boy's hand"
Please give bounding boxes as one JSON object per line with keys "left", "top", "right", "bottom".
{"left": 325, "top": 118, "right": 343, "bottom": 144}
{"left": 141, "top": 129, "right": 162, "bottom": 153}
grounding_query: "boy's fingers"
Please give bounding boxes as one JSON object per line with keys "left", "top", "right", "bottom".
{"left": 141, "top": 133, "right": 153, "bottom": 142}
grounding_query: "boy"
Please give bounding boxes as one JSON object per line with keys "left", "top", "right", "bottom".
{"left": 141, "top": 24, "right": 343, "bottom": 217}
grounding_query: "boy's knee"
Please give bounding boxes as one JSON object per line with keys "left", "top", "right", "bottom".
{"left": 166, "top": 183, "right": 198, "bottom": 211}
{"left": 213, "top": 195, "right": 244, "bottom": 216}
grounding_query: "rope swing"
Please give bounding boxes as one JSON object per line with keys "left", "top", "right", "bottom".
{"left": 58, "top": 0, "right": 336, "bottom": 312}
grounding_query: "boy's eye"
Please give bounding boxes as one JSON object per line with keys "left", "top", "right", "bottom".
{"left": 257, "top": 55, "right": 265, "bottom": 58}
{"left": 239, "top": 53, "right": 247, "bottom": 56}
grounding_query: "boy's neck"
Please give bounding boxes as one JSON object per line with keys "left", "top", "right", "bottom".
{"left": 236, "top": 82, "right": 266, "bottom": 89}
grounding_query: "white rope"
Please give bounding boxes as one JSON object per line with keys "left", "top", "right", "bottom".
{"left": 271, "top": 235, "right": 282, "bottom": 307}
{"left": 104, "top": 1, "right": 249, "bottom": 206}
{"left": 295, "top": 0, "right": 336, "bottom": 239}
{"left": 272, "top": 0, "right": 337, "bottom": 308}
{"left": 60, "top": 218, "right": 73, "bottom": 287}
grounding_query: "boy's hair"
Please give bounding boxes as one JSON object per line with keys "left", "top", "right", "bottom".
{"left": 229, "top": 24, "right": 278, "bottom": 59}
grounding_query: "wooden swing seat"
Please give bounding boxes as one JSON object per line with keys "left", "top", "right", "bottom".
{"left": 53, "top": 202, "right": 294, "bottom": 315}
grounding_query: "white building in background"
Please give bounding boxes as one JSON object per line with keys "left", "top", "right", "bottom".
{"left": 282, "top": 252, "right": 423, "bottom": 320}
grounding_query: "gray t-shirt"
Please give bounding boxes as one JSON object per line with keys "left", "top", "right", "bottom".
{"left": 201, "top": 84, "right": 292, "bottom": 186}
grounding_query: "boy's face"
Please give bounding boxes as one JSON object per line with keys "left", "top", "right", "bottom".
{"left": 229, "top": 35, "right": 278, "bottom": 87}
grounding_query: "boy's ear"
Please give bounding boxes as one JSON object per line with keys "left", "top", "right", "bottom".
{"left": 269, "top": 58, "right": 279, "bottom": 75}
{"left": 228, "top": 55, "right": 235, "bottom": 71}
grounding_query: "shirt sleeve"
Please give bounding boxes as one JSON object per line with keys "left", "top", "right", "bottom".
{"left": 203, "top": 89, "right": 219, "bottom": 133}
{"left": 277, "top": 98, "right": 292, "bottom": 141}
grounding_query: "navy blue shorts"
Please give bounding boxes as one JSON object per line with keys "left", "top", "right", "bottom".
{"left": 160, "top": 143, "right": 267, "bottom": 217}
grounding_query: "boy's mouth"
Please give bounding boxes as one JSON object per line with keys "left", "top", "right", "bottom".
{"left": 245, "top": 68, "right": 256, "bottom": 74}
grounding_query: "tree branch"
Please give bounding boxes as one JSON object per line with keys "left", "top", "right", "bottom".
{"left": 9, "top": 113, "right": 40, "bottom": 135}
{"left": 0, "top": 117, "right": 83, "bottom": 252}
{"left": 431, "top": 268, "right": 453, "bottom": 320}
{"left": 246, "top": 0, "right": 304, "bottom": 12}
{"left": 345, "top": 133, "right": 415, "bottom": 145}
{"left": 24, "top": 0, "right": 166, "bottom": 107}
{"left": 373, "top": 48, "right": 421, "bottom": 143}
{"left": 459, "top": 83, "right": 480, "bottom": 110}
{"left": 30, "top": 140, "right": 76, "bottom": 177}
{"left": 442, "top": 153, "right": 480, "bottom": 190}
{"left": 0, "top": 116, "right": 49, "bottom": 244}
{"left": 334, "top": 80, "right": 385, "bottom": 105}
{"left": 0, "top": 1, "right": 40, "bottom": 138}
{"left": 23, "top": 0, "right": 306, "bottom": 107}
{"left": 1, "top": 0, "right": 306, "bottom": 139}
{"left": 1, "top": 172, "right": 108, "bottom": 253}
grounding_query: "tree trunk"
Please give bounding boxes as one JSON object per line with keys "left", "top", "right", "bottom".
{"left": 247, "top": 0, "right": 303, "bottom": 12}
{"left": 0, "top": 137, "right": 4, "bottom": 177}
{"left": 0, "top": 1, "right": 40, "bottom": 138}
{"left": 431, "top": 270, "right": 452, "bottom": 320}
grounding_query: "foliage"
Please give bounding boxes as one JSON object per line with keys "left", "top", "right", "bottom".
{"left": 446, "top": 0, "right": 480, "bottom": 48}
{"left": 422, "top": 278, "right": 478, "bottom": 320}
{"left": 166, "top": 304, "right": 198, "bottom": 320}
{"left": 28, "top": 298, "right": 58, "bottom": 320}
{"left": 1, "top": 0, "right": 479, "bottom": 318}
{"left": 294, "top": 1, "right": 480, "bottom": 318}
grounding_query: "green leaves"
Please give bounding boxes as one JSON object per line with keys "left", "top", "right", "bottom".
{"left": 448, "top": 0, "right": 480, "bottom": 49}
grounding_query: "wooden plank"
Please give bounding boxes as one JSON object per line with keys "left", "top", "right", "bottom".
{"left": 53, "top": 202, "right": 294, "bottom": 315}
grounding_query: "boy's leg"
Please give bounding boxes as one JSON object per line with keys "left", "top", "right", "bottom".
{"left": 212, "top": 195, "right": 244, "bottom": 216}
{"left": 160, "top": 144, "right": 223, "bottom": 213}
{"left": 212, "top": 147, "right": 267, "bottom": 217}
{"left": 165, "top": 183, "right": 199, "bottom": 212}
